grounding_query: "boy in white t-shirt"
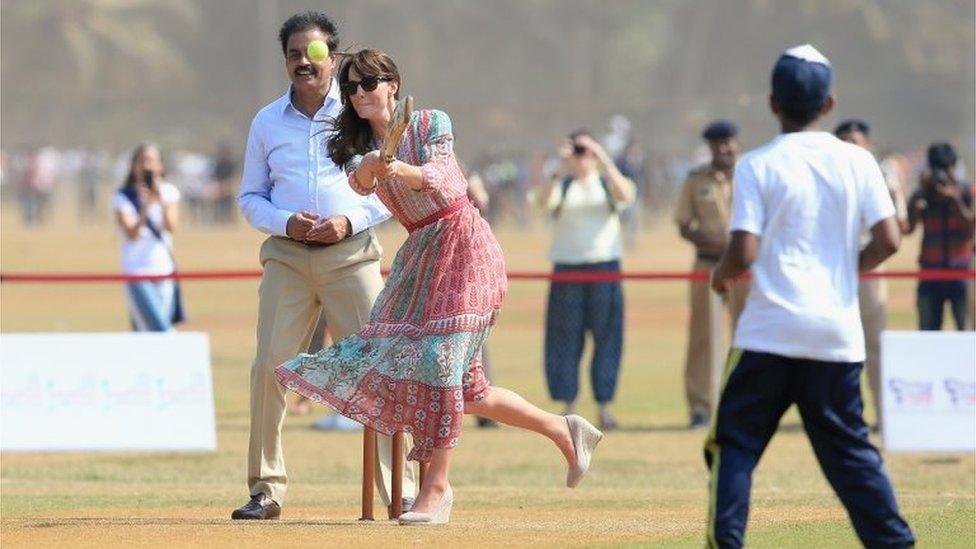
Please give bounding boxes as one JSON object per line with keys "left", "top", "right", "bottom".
{"left": 704, "top": 45, "right": 914, "bottom": 548}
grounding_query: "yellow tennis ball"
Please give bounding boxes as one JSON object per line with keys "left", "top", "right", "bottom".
{"left": 307, "top": 40, "right": 329, "bottom": 62}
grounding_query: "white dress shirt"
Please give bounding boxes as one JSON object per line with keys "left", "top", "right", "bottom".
{"left": 238, "top": 80, "right": 390, "bottom": 237}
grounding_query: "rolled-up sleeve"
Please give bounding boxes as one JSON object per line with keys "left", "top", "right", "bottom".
{"left": 418, "top": 110, "right": 457, "bottom": 193}
{"left": 238, "top": 117, "right": 292, "bottom": 236}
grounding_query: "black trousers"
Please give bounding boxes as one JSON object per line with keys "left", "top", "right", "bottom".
{"left": 704, "top": 350, "right": 915, "bottom": 548}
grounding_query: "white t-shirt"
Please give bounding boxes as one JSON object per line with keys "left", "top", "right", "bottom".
{"left": 544, "top": 173, "right": 636, "bottom": 264}
{"left": 730, "top": 132, "right": 895, "bottom": 362}
{"left": 112, "top": 182, "right": 181, "bottom": 275}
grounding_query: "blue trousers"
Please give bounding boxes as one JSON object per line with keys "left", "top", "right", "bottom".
{"left": 917, "top": 280, "right": 967, "bottom": 330}
{"left": 544, "top": 260, "right": 624, "bottom": 403}
{"left": 125, "top": 280, "right": 175, "bottom": 332}
{"left": 704, "top": 350, "right": 914, "bottom": 549}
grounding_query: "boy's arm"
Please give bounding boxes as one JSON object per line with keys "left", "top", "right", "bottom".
{"left": 711, "top": 231, "right": 758, "bottom": 294}
{"left": 859, "top": 216, "right": 901, "bottom": 272}
{"left": 713, "top": 157, "right": 762, "bottom": 294}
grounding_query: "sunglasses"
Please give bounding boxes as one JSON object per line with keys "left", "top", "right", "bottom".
{"left": 340, "top": 76, "right": 393, "bottom": 96}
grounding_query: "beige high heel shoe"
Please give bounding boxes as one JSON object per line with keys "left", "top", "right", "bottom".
{"left": 565, "top": 415, "right": 603, "bottom": 488}
{"left": 398, "top": 485, "right": 454, "bottom": 526}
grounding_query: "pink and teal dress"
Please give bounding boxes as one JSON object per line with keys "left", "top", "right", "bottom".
{"left": 275, "top": 109, "right": 507, "bottom": 462}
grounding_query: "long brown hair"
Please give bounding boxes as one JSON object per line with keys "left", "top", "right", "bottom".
{"left": 328, "top": 49, "right": 401, "bottom": 168}
{"left": 122, "top": 142, "right": 165, "bottom": 189}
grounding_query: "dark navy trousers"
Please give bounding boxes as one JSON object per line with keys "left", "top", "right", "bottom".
{"left": 544, "top": 260, "right": 624, "bottom": 403}
{"left": 704, "top": 350, "right": 915, "bottom": 549}
{"left": 917, "top": 279, "right": 967, "bottom": 330}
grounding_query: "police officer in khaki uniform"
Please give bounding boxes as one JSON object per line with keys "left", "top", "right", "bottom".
{"left": 835, "top": 119, "right": 908, "bottom": 430}
{"left": 674, "top": 120, "right": 747, "bottom": 429}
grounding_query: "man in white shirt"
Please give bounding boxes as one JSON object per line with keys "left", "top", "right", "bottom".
{"left": 705, "top": 45, "right": 914, "bottom": 548}
{"left": 232, "top": 11, "right": 415, "bottom": 520}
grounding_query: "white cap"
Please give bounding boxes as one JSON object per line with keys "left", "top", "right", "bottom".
{"left": 783, "top": 44, "right": 832, "bottom": 67}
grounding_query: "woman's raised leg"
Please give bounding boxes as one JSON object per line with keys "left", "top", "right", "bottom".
{"left": 465, "top": 387, "right": 576, "bottom": 466}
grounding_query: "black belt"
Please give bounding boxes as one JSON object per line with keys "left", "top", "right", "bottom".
{"left": 696, "top": 252, "right": 721, "bottom": 262}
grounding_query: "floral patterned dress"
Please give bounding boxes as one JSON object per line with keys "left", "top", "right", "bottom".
{"left": 275, "top": 109, "right": 507, "bottom": 462}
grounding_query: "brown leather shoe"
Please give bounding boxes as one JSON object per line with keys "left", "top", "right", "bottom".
{"left": 231, "top": 493, "right": 281, "bottom": 520}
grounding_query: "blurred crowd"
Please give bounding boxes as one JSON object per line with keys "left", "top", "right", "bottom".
{"left": 1, "top": 116, "right": 964, "bottom": 239}
{"left": 0, "top": 117, "right": 688, "bottom": 234}
{"left": 0, "top": 142, "right": 241, "bottom": 227}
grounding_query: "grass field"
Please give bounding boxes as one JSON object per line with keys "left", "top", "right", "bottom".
{"left": 1, "top": 202, "right": 973, "bottom": 548}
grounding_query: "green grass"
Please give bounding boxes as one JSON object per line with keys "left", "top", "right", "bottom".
{"left": 1, "top": 203, "right": 973, "bottom": 547}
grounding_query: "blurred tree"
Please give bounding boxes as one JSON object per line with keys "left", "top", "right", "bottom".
{"left": 0, "top": 0, "right": 971, "bottom": 161}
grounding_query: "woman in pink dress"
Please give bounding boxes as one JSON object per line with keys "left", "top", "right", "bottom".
{"left": 275, "top": 49, "right": 602, "bottom": 525}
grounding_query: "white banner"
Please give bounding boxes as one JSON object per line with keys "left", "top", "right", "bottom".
{"left": 1, "top": 333, "right": 216, "bottom": 452}
{"left": 881, "top": 331, "right": 976, "bottom": 452}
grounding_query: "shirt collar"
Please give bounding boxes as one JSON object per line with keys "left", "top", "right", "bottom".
{"left": 280, "top": 78, "right": 341, "bottom": 116}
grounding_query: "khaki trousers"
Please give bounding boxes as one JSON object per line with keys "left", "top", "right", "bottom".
{"left": 684, "top": 258, "right": 748, "bottom": 418}
{"left": 858, "top": 276, "right": 886, "bottom": 426}
{"left": 247, "top": 231, "right": 416, "bottom": 505}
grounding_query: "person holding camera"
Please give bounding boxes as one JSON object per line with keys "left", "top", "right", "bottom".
{"left": 535, "top": 130, "right": 636, "bottom": 430}
{"left": 906, "top": 142, "right": 975, "bottom": 330}
{"left": 112, "top": 143, "right": 183, "bottom": 331}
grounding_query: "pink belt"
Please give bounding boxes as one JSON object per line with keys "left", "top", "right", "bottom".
{"left": 403, "top": 198, "right": 470, "bottom": 233}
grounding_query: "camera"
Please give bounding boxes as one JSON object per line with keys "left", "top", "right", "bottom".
{"left": 572, "top": 143, "right": 586, "bottom": 156}
{"left": 931, "top": 169, "right": 951, "bottom": 186}
{"left": 143, "top": 169, "right": 154, "bottom": 189}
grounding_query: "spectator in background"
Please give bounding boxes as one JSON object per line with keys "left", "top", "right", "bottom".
{"left": 906, "top": 143, "right": 975, "bottom": 330}
{"left": 18, "top": 147, "right": 55, "bottom": 226}
{"left": 835, "top": 119, "right": 908, "bottom": 429}
{"left": 212, "top": 141, "right": 240, "bottom": 223}
{"left": 615, "top": 140, "right": 648, "bottom": 248}
{"left": 604, "top": 115, "right": 642, "bottom": 248}
{"left": 535, "top": 129, "right": 636, "bottom": 431}
{"left": 172, "top": 150, "right": 214, "bottom": 224}
{"left": 673, "top": 120, "right": 746, "bottom": 429}
{"left": 112, "top": 143, "right": 183, "bottom": 331}
{"left": 77, "top": 148, "right": 105, "bottom": 221}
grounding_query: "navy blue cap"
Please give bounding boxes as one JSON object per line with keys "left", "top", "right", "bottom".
{"left": 702, "top": 120, "right": 738, "bottom": 140}
{"left": 771, "top": 44, "right": 833, "bottom": 115}
{"left": 834, "top": 118, "right": 870, "bottom": 137}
